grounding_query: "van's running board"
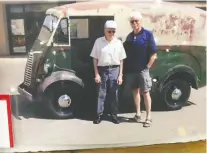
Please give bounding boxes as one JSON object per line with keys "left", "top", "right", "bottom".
{"left": 17, "top": 86, "right": 33, "bottom": 101}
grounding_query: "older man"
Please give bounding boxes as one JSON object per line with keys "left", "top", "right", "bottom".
{"left": 90, "top": 20, "right": 127, "bottom": 124}
{"left": 123, "top": 11, "right": 157, "bottom": 127}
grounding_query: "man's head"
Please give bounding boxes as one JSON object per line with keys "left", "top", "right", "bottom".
{"left": 104, "top": 20, "right": 117, "bottom": 41}
{"left": 129, "top": 11, "right": 142, "bottom": 32}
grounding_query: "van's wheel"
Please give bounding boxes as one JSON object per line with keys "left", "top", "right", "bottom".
{"left": 44, "top": 81, "right": 83, "bottom": 119}
{"left": 160, "top": 79, "right": 191, "bottom": 110}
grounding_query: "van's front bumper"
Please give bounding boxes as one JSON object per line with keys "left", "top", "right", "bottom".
{"left": 17, "top": 86, "right": 33, "bottom": 102}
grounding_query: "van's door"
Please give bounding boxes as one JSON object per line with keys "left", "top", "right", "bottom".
{"left": 49, "top": 17, "right": 71, "bottom": 71}
{"left": 85, "top": 16, "right": 115, "bottom": 116}
{"left": 69, "top": 16, "right": 114, "bottom": 116}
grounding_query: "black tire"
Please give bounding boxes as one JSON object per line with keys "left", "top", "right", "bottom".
{"left": 43, "top": 81, "right": 83, "bottom": 119}
{"left": 160, "top": 79, "right": 191, "bottom": 110}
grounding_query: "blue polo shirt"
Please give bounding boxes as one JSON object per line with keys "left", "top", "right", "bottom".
{"left": 123, "top": 27, "right": 157, "bottom": 73}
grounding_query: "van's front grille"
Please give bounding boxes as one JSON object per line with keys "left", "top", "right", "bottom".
{"left": 24, "top": 53, "right": 34, "bottom": 86}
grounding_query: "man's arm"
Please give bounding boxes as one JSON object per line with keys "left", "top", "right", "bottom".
{"left": 119, "top": 42, "right": 127, "bottom": 76}
{"left": 90, "top": 39, "right": 99, "bottom": 76}
{"left": 119, "top": 60, "right": 124, "bottom": 76}
{"left": 93, "top": 58, "right": 99, "bottom": 76}
{"left": 147, "top": 32, "right": 158, "bottom": 68}
{"left": 147, "top": 53, "right": 157, "bottom": 68}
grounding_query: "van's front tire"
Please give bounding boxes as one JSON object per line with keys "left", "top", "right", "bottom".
{"left": 160, "top": 79, "right": 191, "bottom": 110}
{"left": 43, "top": 81, "right": 82, "bottom": 119}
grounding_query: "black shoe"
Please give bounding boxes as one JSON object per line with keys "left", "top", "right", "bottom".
{"left": 111, "top": 115, "right": 120, "bottom": 124}
{"left": 93, "top": 115, "right": 102, "bottom": 124}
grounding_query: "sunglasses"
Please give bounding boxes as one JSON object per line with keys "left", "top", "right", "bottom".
{"left": 107, "top": 30, "right": 116, "bottom": 34}
{"left": 130, "top": 20, "right": 139, "bottom": 24}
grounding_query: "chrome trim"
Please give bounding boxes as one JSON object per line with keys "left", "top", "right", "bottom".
{"left": 17, "top": 86, "right": 33, "bottom": 101}
{"left": 24, "top": 53, "right": 33, "bottom": 86}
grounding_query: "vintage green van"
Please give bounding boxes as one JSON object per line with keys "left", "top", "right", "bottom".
{"left": 18, "top": 1, "right": 206, "bottom": 119}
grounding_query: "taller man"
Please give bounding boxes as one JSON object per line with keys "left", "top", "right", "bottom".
{"left": 90, "top": 20, "right": 127, "bottom": 124}
{"left": 123, "top": 11, "right": 158, "bottom": 127}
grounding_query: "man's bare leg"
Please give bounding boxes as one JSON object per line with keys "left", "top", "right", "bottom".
{"left": 143, "top": 92, "right": 152, "bottom": 120}
{"left": 133, "top": 88, "right": 141, "bottom": 116}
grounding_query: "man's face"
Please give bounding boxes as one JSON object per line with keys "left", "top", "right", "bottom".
{"left": 104, "top": 28, "right": 116, "bottom": 40}
{"left": 130, "top": 17, "right": 142, "bottom": 31}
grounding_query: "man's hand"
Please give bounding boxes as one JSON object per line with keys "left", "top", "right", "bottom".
{"left": 95, "top": 74, "right": 101, "bottom": 83}
{"left": 117, "top": 75, "right": 123, "bottom": 85}
{"left": 147, "top": 53, "right": 157, "bottom": 69}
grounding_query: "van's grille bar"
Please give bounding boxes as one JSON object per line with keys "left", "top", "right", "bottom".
{"left": 24, "top": 53, "right": 33, "bottom": 86}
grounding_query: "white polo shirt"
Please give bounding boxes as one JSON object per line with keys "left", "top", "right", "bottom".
{"left": 90, "top": 37, "right": 127, "bottom": 66}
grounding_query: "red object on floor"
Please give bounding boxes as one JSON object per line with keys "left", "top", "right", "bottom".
{"left": 0, "top": 94, "right": 14, "bottom": 148}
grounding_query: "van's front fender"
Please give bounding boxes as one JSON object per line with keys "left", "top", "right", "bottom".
{"left": 38, "top": 71, "right": 84, "bottom": 94}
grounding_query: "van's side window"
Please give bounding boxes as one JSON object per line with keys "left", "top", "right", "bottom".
{"left": 54, "top": 18, "right": 69, "bottom": 44}
{"left": 70, "top": 19, "right": 89, "bottom": 39}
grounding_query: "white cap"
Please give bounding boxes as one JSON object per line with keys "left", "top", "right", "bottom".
{"left": 129, "top": 11, "right": 142, "bottom": 20}
{"left": 104, "top": 20, "right": 117, "bottom": 29}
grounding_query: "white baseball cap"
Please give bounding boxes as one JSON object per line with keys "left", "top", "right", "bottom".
{"left": 129, "top": 11, "right": 142, "bottom": 20}
{"left": 104, "top": 20, "right": 117, "bottom": 29}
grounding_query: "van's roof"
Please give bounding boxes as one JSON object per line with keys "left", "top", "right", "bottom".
{"left": 46, "top": 0, "right": 205, "bottom": 17}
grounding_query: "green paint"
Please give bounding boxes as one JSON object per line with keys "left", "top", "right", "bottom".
{"left": 151, "top": 46, "right": 206, "bottom": 88}
{"left": 44, "top": 48, "right": 72, "bottom": 75}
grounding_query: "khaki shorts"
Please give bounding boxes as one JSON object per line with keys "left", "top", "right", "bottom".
{"left": 124, "top": 68, "right": 152, "bottom": 92}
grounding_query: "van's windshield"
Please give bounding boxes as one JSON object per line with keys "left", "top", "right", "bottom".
{"left": 30, "top": 14, "right": 59, "bottom": 51}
